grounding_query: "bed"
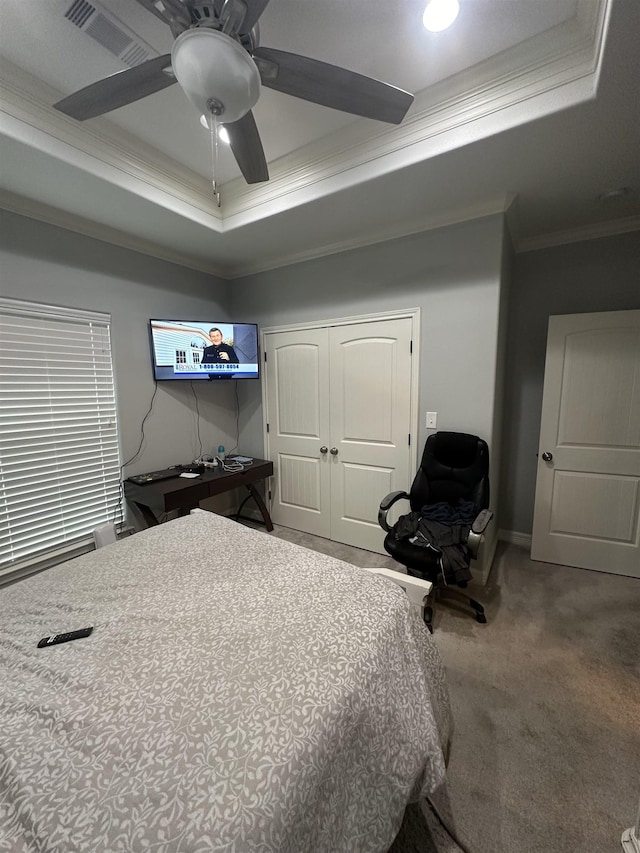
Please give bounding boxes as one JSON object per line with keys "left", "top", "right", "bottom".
{"left": 0, "top": 509, "right": 451, "bottom": 853}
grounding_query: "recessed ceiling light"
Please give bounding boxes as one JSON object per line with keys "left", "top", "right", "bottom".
{"left": 199, "top": 114, "right": 230, "bottom": 144}
{"left": 423, "top": 0, "right": 460, "bottom": 32}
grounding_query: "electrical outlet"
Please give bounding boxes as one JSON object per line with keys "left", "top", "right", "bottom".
{"left": 426, "top": 412, "right": 437, "bottom": 429}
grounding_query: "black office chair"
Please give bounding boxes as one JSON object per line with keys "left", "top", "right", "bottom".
{"left": 378, "top": 431, "right": 493, "bottom": 631}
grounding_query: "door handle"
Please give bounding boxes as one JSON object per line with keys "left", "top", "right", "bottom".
{"left": 541, "top": 452, "right": 553, "bottom": 462}
{"left": 330, "top": 447, "right": 339, "bottom": 455}
{"left": 320, "top": 446, "right": 328, "bottom": 454}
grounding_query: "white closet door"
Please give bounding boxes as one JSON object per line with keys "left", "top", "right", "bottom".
{"left": 328, "top": 318, "right": 413, "bottom": 552}
{"left": 265, "top": 328, "right": 331, "bottom": 537}
{"left": 265, "top": 316, "right": 414, "bottom": 554}
{"left": 531, "top": 310, "right": 640, "bottom": 577}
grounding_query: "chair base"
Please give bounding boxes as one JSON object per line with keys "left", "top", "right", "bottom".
{"left": 422, "top": 584, "right": 486, "bottom": 631}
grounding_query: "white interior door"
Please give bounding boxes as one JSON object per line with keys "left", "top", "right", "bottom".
{"left": 265, "top": 328, "right": 331, "bottom": 537}
{"left": 265, "top": 315, "right": 415, "bottom": 553}
{"left": 329, "top": 319, "right": 413, "bottom": 552}
{"left": 531, "top": 310, "right": 640, "bottom": 578}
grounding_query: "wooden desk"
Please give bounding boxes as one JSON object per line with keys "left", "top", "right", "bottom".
{"left": 124, "top": 459, "right": 274, "bottom": 530}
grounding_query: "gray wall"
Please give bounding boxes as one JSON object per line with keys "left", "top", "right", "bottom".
{"left": 500, "top": 230, "right": 640, "bottom": 535}
{"left": 232, "top": 214, "right": 506, "bottom": 462}
{"left": 4, "top": 207, "right": 637, "bottom": 541}
{"left": 231, "top": 214, "right": 507, "bottom": 568}
{"left": 0, "top": 211, "right": 237, "bottom": 477}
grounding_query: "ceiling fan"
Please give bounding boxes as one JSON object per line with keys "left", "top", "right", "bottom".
{"left": 53, "top": 0, "right": 414, "bottom": 185}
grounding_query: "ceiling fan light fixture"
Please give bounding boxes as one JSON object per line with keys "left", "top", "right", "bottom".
{"left": 423, "top": 0, "right": 460, "bottom": 32}
{"left": 171, "top": 28, "right": 260, "bottom": 124}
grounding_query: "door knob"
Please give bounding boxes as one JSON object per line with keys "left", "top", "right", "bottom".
{"left": 542, "top": 452, "right": 553, "bottom": 462}
{"left": 320, "top": 446, "right": 328, "bottom": 454}
{"left": 330, "top": 447, "right": 339, "bottom": 455}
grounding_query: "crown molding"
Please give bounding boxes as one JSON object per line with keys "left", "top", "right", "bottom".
{"left": 0, "top": 0, "right": 609, "bottom": 231}
{"left": 0, "top": 190, "right": 228, "bottom": 277}
{"left": 0, "top": 61, "right": 222, "bottom": 229}
{"left": 219, "top": 0, "right": 609, "bottom": 225}
{"left": 224, "top": 198, "right": 512, "bottom": 279}
{"left": 5, "top": 183, "right": 636, "bottom": 279}
{"left": 0, "top": 0, "right": 617, "bottom": 276}
{"left": 516, "top": 214, "right": 640, "bottom": 254}
{"left": 0, "top": 187, "right": 509, "bottom": 280}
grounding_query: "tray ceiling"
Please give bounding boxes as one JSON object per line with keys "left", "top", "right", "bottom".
{"left": 1, "top": 0, "right": 638, "bottom": 276}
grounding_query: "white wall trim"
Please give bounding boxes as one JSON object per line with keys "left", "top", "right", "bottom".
{"left": 225, "top": 199, "right": 511, "bottom": 279}
{"left": 0, "top": 0, "right": 608, "bottom": 230}
{"left": 261, "top": 307, "right": 421, "bottom": 336}
{"left": 515, "top": 215, "right": 640, "bottom": 253}
{"left": 0, "top": 189, "right": 229, "bottom": 277}
{"left": 4, "top": 186, "right": 637, "bottom": 280}
{"left": 0, "top": 63, "right": 220, "bottom": 225}
{"left": 0, "top": 539, "right": 95, "bottom": 587}
{"left": 209, "top": 0, "right": 609, "bottom": 223}
{"left": 260, "top": 307, "right": 421, "bottom": 509}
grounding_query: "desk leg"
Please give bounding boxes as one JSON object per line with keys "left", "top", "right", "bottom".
{"left": 236, "top": 483, "right": 274, "bottom": 532}
{"left": 131, "top": 501, "right": 160, "bottom": 527}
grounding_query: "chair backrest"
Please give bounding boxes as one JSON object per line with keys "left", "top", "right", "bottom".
{"left": 409, "top": 431, "right": 490, "bottom": 512}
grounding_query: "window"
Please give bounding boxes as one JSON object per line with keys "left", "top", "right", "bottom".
{"left": 0, "top": 298, "right": 122, "bottom": 581}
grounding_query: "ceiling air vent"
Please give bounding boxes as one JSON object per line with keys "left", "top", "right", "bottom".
{"left": 64, "top": 0, "right": 158, "bottom": 68}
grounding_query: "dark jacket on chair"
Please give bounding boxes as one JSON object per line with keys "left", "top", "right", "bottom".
{"left": 392, "top": 500, "right": 478, "bottom": 584}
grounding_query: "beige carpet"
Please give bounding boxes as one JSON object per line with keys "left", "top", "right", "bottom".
{"left": 261, "top": 523, "right": 640, "bottom": 853}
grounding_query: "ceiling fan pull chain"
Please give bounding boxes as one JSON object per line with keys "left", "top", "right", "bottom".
{"left": 209, "top": 118, "right": 222, "bottom": 208}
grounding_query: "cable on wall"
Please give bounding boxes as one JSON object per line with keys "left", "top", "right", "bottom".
{"left": 114, "top": 381, "right": 159, "bottom": 525}
{"left": 190, "top": 380, "right": 203, "bottom": 459}
{"left": 226, "top": 380, "right": 241, "bottom": 456}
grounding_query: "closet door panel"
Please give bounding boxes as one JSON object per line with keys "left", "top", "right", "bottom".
{"left": 329, "top": 318, "right": 413, "bottom": 552}
{"left": 265, "top": 329, "right": 331, "bottom": 537}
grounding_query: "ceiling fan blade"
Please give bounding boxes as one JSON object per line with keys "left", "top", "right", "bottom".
{"left": 53, "top": 55, "right": 175, "bottom": 120}
{"left": 240, "top": 0, "right": 272, "bottom": 33}
{"left": 225, "top": 110, "right": 269, "bottom": 184}
{"left": 253, "top": 47, "right": 414, "bottom": 124}
{"left": 133, "top": 0, "right": 190, "bottom": 32}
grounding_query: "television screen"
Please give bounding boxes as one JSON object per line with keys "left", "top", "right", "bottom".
{"left": 149, "top": 320, "right": 259, "bottom": 381}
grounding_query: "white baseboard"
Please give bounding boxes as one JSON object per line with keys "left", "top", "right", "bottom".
{"left": 622, "top": 827, "right": 640, "bottom": 853}
{"left": 498, "top": 529, "right": 532, "bottom": 549}
{"left": 622, "top": 800, "right": 640, "bottom": 853}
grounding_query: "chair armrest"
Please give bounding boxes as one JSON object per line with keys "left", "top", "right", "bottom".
{"left": 466, "top": 509, "right": 494, "bottom": 558}
{"left": 378, "top": 490, "right": 410, "bottom": 532}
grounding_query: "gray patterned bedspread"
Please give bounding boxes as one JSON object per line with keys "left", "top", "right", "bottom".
{"left": 0, "top": 510, "right": 451, "bottom": 853}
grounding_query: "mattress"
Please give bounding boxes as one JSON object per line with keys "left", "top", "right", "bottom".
{"left": 0, "top": 509, "right": 451, "bottom": 853}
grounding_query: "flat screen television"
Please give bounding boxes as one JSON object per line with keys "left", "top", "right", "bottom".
{"left": 149, "top": 320, "right": 259, "bottom": 381}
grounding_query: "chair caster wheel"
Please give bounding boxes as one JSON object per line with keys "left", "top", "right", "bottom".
{"left": 424, "top": 606, "right": 433, "bottom": 633}
{"left": 476, "top": 612, "right": 487, "bottom": 624}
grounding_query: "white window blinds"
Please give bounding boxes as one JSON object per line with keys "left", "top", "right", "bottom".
{"left": 0, "top": 298, "right": 122, "bottom": 578}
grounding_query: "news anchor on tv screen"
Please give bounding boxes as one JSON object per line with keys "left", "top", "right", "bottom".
{"left": 148, "top": 320, "right": 259, "bottom": 381}
{"left": 201, "top": 328, "right": 239, "bottom": 364}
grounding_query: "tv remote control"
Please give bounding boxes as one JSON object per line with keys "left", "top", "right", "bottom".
{"left": 37, "top": 626, "right": 93, "bottom": 648}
